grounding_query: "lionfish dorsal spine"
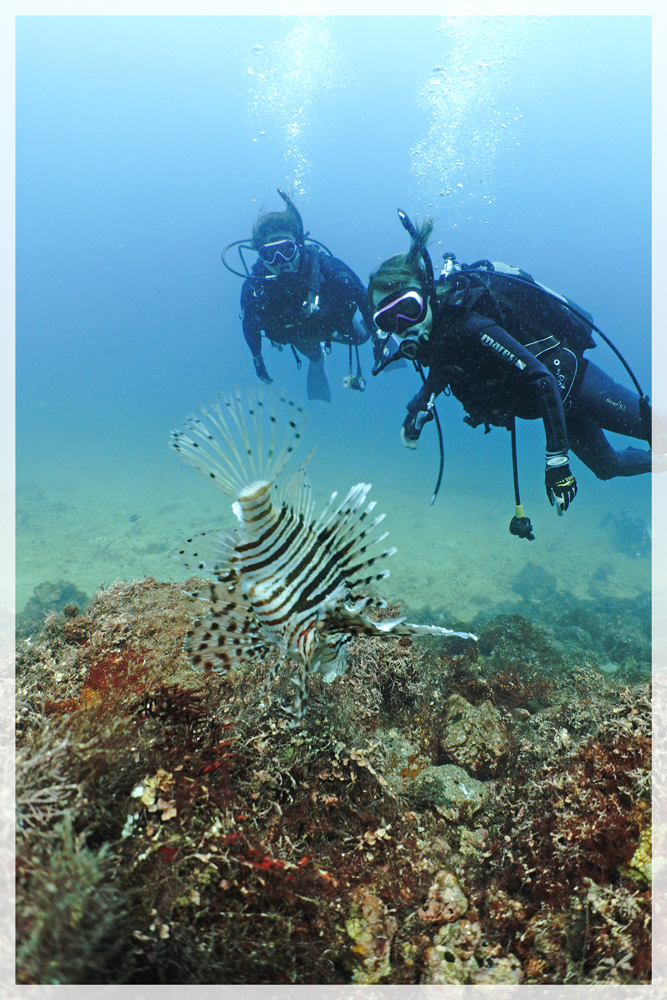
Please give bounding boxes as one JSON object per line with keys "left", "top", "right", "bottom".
{"left": 169, "top": 384, "right": 307, "bottom": 500}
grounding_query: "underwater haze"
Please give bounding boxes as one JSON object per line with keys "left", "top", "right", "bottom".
{"left": 16, "top": 15, "right": 651, "bottom": 629}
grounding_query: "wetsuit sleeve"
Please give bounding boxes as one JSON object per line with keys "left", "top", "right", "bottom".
{"left": 321, "top": 256, "right": 374, "bottom": 344}
{"left": 406, "top": 371, "right": 441, "bottom": 417}
{"left": 459, "top": 314, "right": 570, "bottom": 455}
{"left": 240, "top": 279, "right": 262, "bottom": 357}
{"left": 354, "top": 292, "right": 375, "bottom": 344}
{"left": 346, "top": 272, "right": 375, "bottom": 342}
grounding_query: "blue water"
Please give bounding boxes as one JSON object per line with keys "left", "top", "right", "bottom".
{"left": 16, "top": 15, "right": 652, "bottom": 616}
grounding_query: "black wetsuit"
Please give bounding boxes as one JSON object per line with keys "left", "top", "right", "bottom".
{"left": 241, "top": 245, "right": 373, "bottom": 365}
{"left": 405, "top": 267, "right": 651, "bottom": 480}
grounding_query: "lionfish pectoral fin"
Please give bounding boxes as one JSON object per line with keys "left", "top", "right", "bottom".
{"left": 185, "top": 600, "right": 273, "bottom": 674}
{"left": 318, "top": 605, "right": 477, "bottom": 642}
{"left": 374, "top": 620, "right": 478, "bottom": 641}
{"left": 316, "top": 604, "right": 387, "bottom": 638}
{"left": 188, "top": 579, "right": 242, "bottom": 602}
{"left": 170, "top": 526, "right": 240, "bottom": 579}
{"left": 317, "top": 590, "right": 385, "bottom": 621}
{"left": 347, "top": 592, "right": 387, "bottom": 610}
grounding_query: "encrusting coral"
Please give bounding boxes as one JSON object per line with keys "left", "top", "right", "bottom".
{"left": 15, "top": 576, "right": 651, "bottom": 985}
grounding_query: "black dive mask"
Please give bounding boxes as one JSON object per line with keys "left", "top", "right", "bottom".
{"left": 257, "top": 238, "right": 299, "bottom": 267}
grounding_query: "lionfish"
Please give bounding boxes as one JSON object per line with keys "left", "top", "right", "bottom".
{"left": 170, "top": 385, "right": 476, "bottom": 722}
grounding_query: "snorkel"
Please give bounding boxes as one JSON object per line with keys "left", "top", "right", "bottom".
{"left": 372, "top": 208, "right": 438, "bottom": 375}
{"left": 276, "top": 188, "right": 305, "bottom": 246}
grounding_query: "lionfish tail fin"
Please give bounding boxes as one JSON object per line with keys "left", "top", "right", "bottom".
{"left": 170, "top": 385, "right": 307, "bottom": 498}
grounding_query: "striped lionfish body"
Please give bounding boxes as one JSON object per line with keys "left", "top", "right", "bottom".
{"left": 170, "top": 385, "right": 476, "bottom": 722}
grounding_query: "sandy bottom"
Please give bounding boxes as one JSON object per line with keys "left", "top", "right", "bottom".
{"left": 16, "top": 424, "right": 651, "bottom": 630}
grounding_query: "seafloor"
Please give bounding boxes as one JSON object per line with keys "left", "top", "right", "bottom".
{"left": 15, "top": 414, "right": 654, "bottom": 985}
{"left": 15, "top": 550, "right": 652, "bottom": 983}
{"left": 15, "top": 435, "right": 652, "bottom": 625}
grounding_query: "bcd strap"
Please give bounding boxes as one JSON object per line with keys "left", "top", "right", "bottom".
{"left": 523, "top": 335, "right": 561, "bottom": 358}
{"left": 305, "top": 244, "right": 321, "bottom": 306}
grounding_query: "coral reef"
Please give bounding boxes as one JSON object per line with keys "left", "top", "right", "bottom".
{"left": 470, "top": 684, "right": 651, "bottom": 982}
{"left": 439, "top": 694, "right": 510, "bottom": 777}
{"left": 15, "top": 577, "right": 651, "bottom": 984}
{"left": 17, "top": 580, "right": 90, "bottom": 642}
{"left": 510, "top": 562, "right": 558, "bottom": 603}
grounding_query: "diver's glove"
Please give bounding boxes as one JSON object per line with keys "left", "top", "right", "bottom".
{"left": 545, "top": 453, "right": 577, "bottom": 514}
{"left": 401, "top": 408, "right": 434, "bottom": 449}
{"left": 252, "top": 354, "right": 273, "bottom": 385}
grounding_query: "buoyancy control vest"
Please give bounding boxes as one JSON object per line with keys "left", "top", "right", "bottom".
{"left": 436, "top": 257, "right": 597, "bottom": 354}
{"left": 435, "top": 257, "right": 598, "bottom": 405}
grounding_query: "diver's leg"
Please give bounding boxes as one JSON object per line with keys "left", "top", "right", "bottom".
{"left": 565, "top": 361, "right": 651, "bottom": 479}
{"left": 566, "top": 414, "right": 650, "bottom": 479}
{"left": 573, "top": 360, "right": 649, "bottom": 437}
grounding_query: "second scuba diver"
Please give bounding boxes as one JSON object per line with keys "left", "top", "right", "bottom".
{"left": 369, "top": 211, "right": 653, "bottom": 531}
{"left": 222, "top": 189, "right": 375, "bottom": 403}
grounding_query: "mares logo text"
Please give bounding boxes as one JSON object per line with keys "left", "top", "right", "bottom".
{"left": 480, "top": 332, "right": 516, "bottom": 364}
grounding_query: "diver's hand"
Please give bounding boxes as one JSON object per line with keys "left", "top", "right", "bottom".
{"left": 414, "top": 409, "right": 434, "bottom": 433}
{"left": 402, "top": 409, "right": 433, "bottom": 448}
{"left": 400, "top": 426, "right": 418, "bottom": 449}
{"left": 252, "top": 354, "right": 273, "bottom": 385}
{"left": 545, "top": 458, "right": 577, "bottom": 514}
{"left": 302, "top": 293, "right": 320, "bottom": 316}
{"left": 372, "top": 338, "right": 386, "bottom": 366}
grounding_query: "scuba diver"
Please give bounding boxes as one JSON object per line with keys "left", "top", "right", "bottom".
{"left": 222, "top": 189, "right": 375, "bottom": 403}
{"left": 369, "top": 210, "right": 653, "bottom": 538}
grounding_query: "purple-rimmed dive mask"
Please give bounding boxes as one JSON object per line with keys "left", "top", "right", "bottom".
{"left": 372, "top": 287, "right": 428, "bottom": 338}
